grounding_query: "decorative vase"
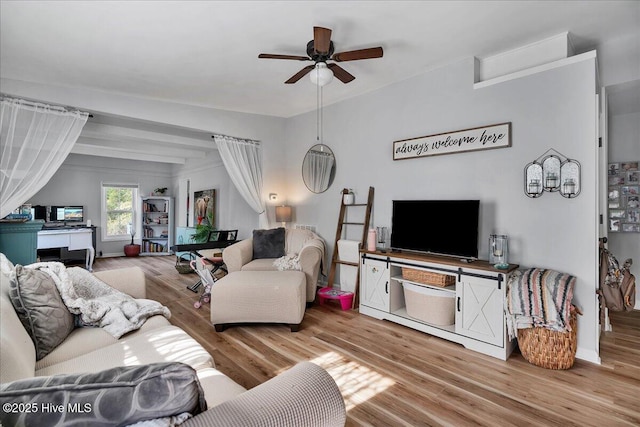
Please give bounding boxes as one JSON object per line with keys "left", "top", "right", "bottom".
{"left": 367, "top": 228, "right": 377, "bottom": 251}
{"left": 343, "top": 192, "right": 355, "bottom": 205}
{"left": 124, "top": 244, "right": 141, "bottom": 257}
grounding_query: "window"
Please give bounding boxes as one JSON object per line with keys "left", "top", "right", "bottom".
{"left": 102, "top": 183, "right": 138, "bottom": 241}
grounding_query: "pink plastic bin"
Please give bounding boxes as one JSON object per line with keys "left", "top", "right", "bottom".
{"left": 317, "top": 287, "right": 354, "bottom": 310}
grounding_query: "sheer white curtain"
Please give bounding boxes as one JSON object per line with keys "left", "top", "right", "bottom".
{"left": 0, "top": 98, "right": 89, "bottom": 218}
{"left": 303, "top": 149, "right": 335, "bottom": 193}
{"left": 214, "top": 135, "right": 268, "bottom": 229}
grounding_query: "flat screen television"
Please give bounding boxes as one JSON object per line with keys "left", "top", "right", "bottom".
{"left": 390, "top": 200, "right": 480, "bottom": 259}
{"left": 50, "top": 206, "right": 84, "bottom": 222}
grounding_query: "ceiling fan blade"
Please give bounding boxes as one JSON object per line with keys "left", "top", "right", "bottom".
{"left": 327, "top": 63, "right": 355, "bottom": 83}
{"left": 285, "top": 65, "right": 315, "bottom": 84}
{"left": 332, "top": 47, "right": 383, "bottom": 62}
{"left": 259, "top": 53, "right": 311, "bottom": 61}
{"left": 313, "top": 27, "right": 332, "bottom": 54}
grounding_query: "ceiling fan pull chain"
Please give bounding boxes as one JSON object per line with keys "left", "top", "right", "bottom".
{"left": 316, "top": 78, "right": 320, "bottom": 142}
{"left": 320, "top": 85, "right": 324, "bottom": 144}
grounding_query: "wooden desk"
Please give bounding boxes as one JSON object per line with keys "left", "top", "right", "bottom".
{"left": 38, "top": 228, "right": 95, "bottom": 271}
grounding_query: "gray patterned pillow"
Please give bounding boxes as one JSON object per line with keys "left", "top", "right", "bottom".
{"left": 253, "top": 227, "right": 286, "bottom": 259}
{"left": 0, "top": 362, "right": 207, "bottom": 426}
{"left": 9, "top": 265, "right": 74, "bottom": 360}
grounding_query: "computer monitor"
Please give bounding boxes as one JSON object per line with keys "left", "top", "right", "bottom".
{"left": 50, "top": 206, "right": 84, "bottom": 222}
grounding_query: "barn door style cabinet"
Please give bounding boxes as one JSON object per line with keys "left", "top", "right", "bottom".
{"left": 360, "top": 250, "right": 518, "bottom": 360}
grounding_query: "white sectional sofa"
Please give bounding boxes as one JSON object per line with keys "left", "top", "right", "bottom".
{"left": 0, "top": 260, "right": 346, "bottom": 426}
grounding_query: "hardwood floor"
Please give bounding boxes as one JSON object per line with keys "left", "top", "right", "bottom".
{"left": 93, "top": 256, "right": 640, "bottom": 426}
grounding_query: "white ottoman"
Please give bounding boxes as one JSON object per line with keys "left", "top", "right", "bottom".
{"left": 210, "top": 270, "right": 307, "bottom": 332}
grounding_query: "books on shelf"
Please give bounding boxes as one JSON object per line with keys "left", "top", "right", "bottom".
{"left": 143, "top": 200, "right": 168, "bottom": 213}
{"left": 143, "top": 226, "right": 154, "bottom": 238}
{"left": 142, "top": 241, "right": 167, "bottom": 253}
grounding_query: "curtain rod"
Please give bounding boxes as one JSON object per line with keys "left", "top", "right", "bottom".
{"left": 211, "top": 134, "right": 260, "bottom": 144}
{"left": 0, "top": 95, "right": 93, "bottom": 117}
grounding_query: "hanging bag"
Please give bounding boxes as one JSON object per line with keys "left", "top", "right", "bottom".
{"left": 618, "top": 259, "right": 636, "bottom": 311}
{"left": 599, "top": 247, "right": 636, "bottom": 312}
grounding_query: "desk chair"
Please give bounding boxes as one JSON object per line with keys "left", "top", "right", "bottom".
{"left": 186, "top": 230, "right": 238, "bottom": 293}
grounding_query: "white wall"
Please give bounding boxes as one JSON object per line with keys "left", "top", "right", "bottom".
{"left": 285, "top": 56, "right": 600, "bottom": 362}
{"left": 170, "top": 150, "right": 258, "bottom": 241}
{"left": 608, "top": 110, "right": 640, "bottom": 307}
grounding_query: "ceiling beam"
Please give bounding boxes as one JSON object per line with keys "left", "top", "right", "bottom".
{"left": 76, "top": 136, "right": 207, "bottom": 159}
{"left": 72, "top": 143, "right": 187, "bottom": 164}
{"left": 81, "top": 122, "right": 215, "bottom": 150}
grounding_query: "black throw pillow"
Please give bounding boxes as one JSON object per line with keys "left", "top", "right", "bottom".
{"left": 253, "top": 228, "right": 286, "bottom": 259}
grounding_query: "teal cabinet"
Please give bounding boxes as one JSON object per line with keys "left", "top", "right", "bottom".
{"left": 0, "top": 220, "right": 44, "bottom": 266}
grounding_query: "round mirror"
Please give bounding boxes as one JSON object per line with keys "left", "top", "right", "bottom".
{"left": 302, "top": 144, "right": 336, "bottom": 193}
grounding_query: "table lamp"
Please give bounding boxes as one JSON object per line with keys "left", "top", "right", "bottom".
{"left": 275, "top": 205, "right": 292, "bottom": 228}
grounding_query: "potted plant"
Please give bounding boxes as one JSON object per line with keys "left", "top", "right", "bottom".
{"left": 191, "top": 224, "right": 212, "bottom": 242}
{"left": 124, "top": 223, "right": 140, "bottom": 256}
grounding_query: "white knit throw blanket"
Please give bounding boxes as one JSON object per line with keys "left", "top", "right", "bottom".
{"left": 28, "top": 261, "right": 170, "bottom": 338}
{"left": 273, "top": 254, "right": 302, "bottom": 271}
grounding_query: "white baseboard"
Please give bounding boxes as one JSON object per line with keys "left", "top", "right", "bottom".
{"left": 575, "top": 347, "right": 601, "bottom": 365}
{"left": 99, "top": 252, "right": 125, "bottom": 258}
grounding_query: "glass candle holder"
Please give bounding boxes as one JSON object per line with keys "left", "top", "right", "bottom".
{"left": 545, "top": 173, "right": 558, "bottom": 190}
{"left": 563, "top": 178, "right": 576, "bottom": 196}
{"left": 376, "top": 226, "right": 388, "bottom": 250}
{"left": 489, "top": 234, "right": 508, "bottom": 267}
{"left": 528, "top": 178, "right": 541, "bottom": 195}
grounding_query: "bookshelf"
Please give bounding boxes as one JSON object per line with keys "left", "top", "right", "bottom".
{"left": 140, "top": 196, "right": 173, "bottom": 255}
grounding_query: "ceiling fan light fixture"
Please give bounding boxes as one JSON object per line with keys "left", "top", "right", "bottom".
{"left": 309, "top": 62, "right": 334, "bottom": 86}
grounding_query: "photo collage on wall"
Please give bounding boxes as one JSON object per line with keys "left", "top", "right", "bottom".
{"left": 608, "top": 161, "right": 639, "bottom": 232}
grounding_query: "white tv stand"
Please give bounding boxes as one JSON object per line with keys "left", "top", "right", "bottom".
{"left": 359, "top": 250, "right": 518, "bottom": 360}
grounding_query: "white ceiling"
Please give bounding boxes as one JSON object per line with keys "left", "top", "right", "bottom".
{"left": 2, "top": 1, "right": 639, "bottom": 119}
{"left": 1, "top": 1, "right": 639, "bottom": 164}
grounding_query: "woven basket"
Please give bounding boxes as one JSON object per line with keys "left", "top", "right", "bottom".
{"left": 401, "top": 267, "right": 455, "bottom": 287}
{"left": 175, "top": 263, "right": 194, "bottom": 274}
{"left": 517, "top": 306, "right": 578, "bottom": 370}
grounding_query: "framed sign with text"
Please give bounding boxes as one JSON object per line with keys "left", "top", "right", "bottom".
{"left": 393, "top": 122, "right": 511, "bottom": 160}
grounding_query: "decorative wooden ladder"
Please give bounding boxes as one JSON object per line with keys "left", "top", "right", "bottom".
{"left": 324, "top": 187, "right": 374, "bottom": 309}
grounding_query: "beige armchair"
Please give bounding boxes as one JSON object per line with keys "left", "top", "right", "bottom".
{"left": 222, "top": 228, "right": 325, "bottom": 302}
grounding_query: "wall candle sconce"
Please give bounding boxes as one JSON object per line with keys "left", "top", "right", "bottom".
{"left": 524, "top": 148, "right": 581, "bottom": 198}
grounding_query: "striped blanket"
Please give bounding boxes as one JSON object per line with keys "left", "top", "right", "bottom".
{"left": 506, "top": 268, "right": 575, "bottom": 340}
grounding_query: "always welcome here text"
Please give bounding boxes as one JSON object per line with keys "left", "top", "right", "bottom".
{"left": 393, "top": 123, "right": 511, "bottom": 160}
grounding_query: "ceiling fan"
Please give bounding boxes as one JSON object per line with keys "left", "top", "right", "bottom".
{"left": 258, "top": 26, "right": 383, "bottom": 85}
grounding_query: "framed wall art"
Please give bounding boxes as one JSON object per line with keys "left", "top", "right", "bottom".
{"left": 393, "top": 122, "right": 511, "bottom": 160}
{"left": 608, "top": 161, "right": 639, "bottom": 232}
{"left": 193, "top": 188, "right": 216, "bottom": 227}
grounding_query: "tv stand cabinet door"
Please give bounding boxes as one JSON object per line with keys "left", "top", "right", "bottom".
{"left": 455, "top": 276, "right": 504, "bottom": 347}
{"left": 361, "top": 258, "right": 390, "bottom": 312}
